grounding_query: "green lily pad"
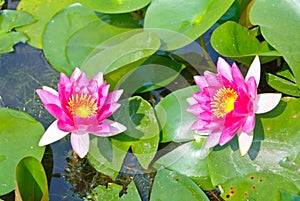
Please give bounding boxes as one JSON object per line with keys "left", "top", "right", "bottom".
{"left": 16, "top": 0, "right": 76, "bottom": 48}
{"left": 150, "top": 169, "right": 209, "bottom": 201}
{"left": 250, "top": 0, "right": 300, "bottom": 87}
{"left": 211, "top": 21, "right": 280, "bottom": 65}
{"left": 155, "top": 86, "right": 201, "bottom": 143}
{"left": 88, "top": 96, "right": 159, "bottom": 178}
{"left": 266, "top": 73, "right": 300, "bottom": 97}
{"left": 95, "top": 12, "right": 143, "bottom": 28}
{"left": 153, "top": 138, "right": 213, "bottom": 190}
{"left": 144, "top": 0, "right": 234, "bottom": 50}
{"left": 81, "top": 30, "right": 160, "bottom": 88}
{"left": 0, "top": 10, "right": 35, "bottom": 54}
{"left": 208, "top": 97, "right": 300, "bottom": 189}
{"left": 42, "top": 4, "right": 99, "bottom": 75}
{"left": 66, "top": 21, "right": 131, "bottom": 75}
{"left": 15, "top": 156, "right": 48, "bottom": 201}
{"left": 92, "top": 182, "right": 140, "bottom": 201}
{"left": 120, "top": 55, "right": 185, "bottom": 93}
{"left": 220, "top": 172, "right": 299, "bottom": 200}
{"left": 0, "top": 108, "right": 45, "bottom": 195}
{"left": 78, "top": 0, "right": 150, "bottom": 14}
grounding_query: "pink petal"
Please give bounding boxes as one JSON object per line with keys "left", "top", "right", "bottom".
{"left": 98, "top": 103, "right": 121, "bottom": 121}
{"left": 231, "top": 64, "right": 246, "bottom": 89}
{"left": 43, "top": 104, "right": 65, "bottom": 120}
{"left": 218, "top": 131, "right": 235, "bottom": 146}
{"left": 186, "top": 97, "right": 197, "bottom": 105}
{"left": 194, "top": 75, "right": 208, "bottom": 89}
{"left": 254, "top": 93, "right": 281, "bottom": 114}
{"left": 242, "top": 114, "right": 255, "bottom": 133}
{"left": 92, "top": 71, "right": 104, "bottom": 86}
{"left": 247, "top": 77, "right": 257, "bottom": 100}
{"left": 70, "top": 67, "right": 82, "bottom": 81}
{"left": 204, "top": 130, "right": 222, "bottom": 148}
{"left": 106, "top": 89, "right": 123, "bottom": 103}
{"left": 238, "top": 131, "right": 253, "bottom": 156}
{"left": 36, "top": 88, "right": 60, "bottom": 105}
{"left": 217, "top": 57, "right": 233, "bottom": 81}
{"left": 39, "top": 120, "right": 69, "bottom": 146}
{"left": 70, "top": 132, "right": 90, "bottom": 158}
{"left": 57, "top": 119, "right": 76, "bottom": 132}
{"left": 186, "top": 104, "right": 204, "bottom": 116}
{"left": 245, "top": 56, "right": 260, "bottom": 85}
{"left": 190, "top": 119, "right": 209, "bottom": 130}
{"left": 91, "top": 119, "right": 127, "bottom": 136}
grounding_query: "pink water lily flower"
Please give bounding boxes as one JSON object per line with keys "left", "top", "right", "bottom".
{"left": 187, "top": 56, "right": 281, "bottom": 156}
{"left": 36, "top": 68, "right": 126, "bottom": 158}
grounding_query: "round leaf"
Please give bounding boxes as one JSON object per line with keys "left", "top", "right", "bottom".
{"left": 0, "top": 108, "right": 45, "bottom": 195}
{"left": 42, "top": 4, "right": 99, "bottom": 75}
{"left": 155, "top": 86, "right": 200, "bottom": 143}
{"left": 77, "top": 0, "right": 150, "bottom": 14}
{"left": 250, "top": 0, "right": 300, "bottom": 87}
{"left": 153, "top": 138, "right": 213, "bottom": 190}
{"left": 211, "top": 21, "right": 280, "bottom": 65}
{"left": 15, "top": 156, "right": 48, "bottom": 201}
{"left": 81, "top": 30, "right": 160, "bottom": 88}
{"left": 16, "top": 0, "right": 77, "bottom": 48}
{"left": 144, "top": 0, "right": 234, "bottom": 49}
{"left": 208, "top": 98, "right": 300, "bottom": 189}
{"left": 150, "top": 169, "right": 209, "bottom": 201}
{"left": 66, "top": 21, "right": 131, "bottom": 75}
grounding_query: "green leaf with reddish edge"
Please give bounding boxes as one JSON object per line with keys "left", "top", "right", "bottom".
{"left": 66, "top": 21, "right": 131, "bottom": 75}
{"left": 15, "top": 156, "right": 48, "bottom": 201}
{"left": 210, "top": 21, "right": 280, "bottom": 66}
{"left": 16, "top": 0, "right": 76, "bottom": 49}
{"left": 0, "top": 10, "right": 35, "bottom": 53}
{"left": 208, "top": 97, "right": 300, "bottom": 189}
{"left": 0, "top": 108, "right": 45, "bottom": 196}
{"left": 120, "top": 55, "right": 185, "bottom": 94}
{"left": 150, "top": 169, "right": 210, "bottom": 201}
{"left": 42, "top": 4, "right": 99, "bottom": 75}
{"left": 88, "top": 96, "right": 159, "bottom": 178}
{"left": 155, "top": 86, "right": 206, "bottom": 143}
{"left": 153, "top": 137, "right": 214, "bottom": 190}
{"left": 81, "top": 30, "right": 160, "bottom": 89}
{"left": 220, "top": 172, "right": 299, "bottom": 200}
{"left": 250, "top": 0, "right": 300, "bottom": 88}
{"left": 92, "top": 182, "right": 140, "bottom": 201}
{"left": 144, "top": 0, "right": 234, "bottom": 50}
{"left": 77, "top": 0, "right": 150, "bottom": 14}
{"left": 266, "top": 73, "right": 300, "bottom": 97}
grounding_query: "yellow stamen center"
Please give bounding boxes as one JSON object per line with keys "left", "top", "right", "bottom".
{"left": 210, "top": 87, "right": 238, "bottom": 118}
{"left": 67, "top": 94, "right": 98, "bottom": 118}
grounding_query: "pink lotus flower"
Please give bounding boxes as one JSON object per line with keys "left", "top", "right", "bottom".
{"left": 187, "top": 56, "right": 281, "bottom": 156}
{"left": 36, "top": 68, "right": 126, "bottom": 158}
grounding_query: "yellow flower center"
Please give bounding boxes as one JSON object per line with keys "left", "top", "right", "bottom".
{"left": 210, "top": 87, "right": 238, "bottom": 118}
{"left": 67, "top": 94, "right": 98, "bottom": 118}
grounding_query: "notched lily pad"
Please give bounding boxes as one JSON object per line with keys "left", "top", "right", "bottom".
{"left": 0, "top": 10, "right": 35, "bottom": 53}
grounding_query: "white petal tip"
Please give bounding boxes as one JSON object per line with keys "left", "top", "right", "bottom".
{"left": 255, "top": 93, "right": 282, "bottom": 114}
{"left": 238, "top": 132, "right": 253, "bottom": 156}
